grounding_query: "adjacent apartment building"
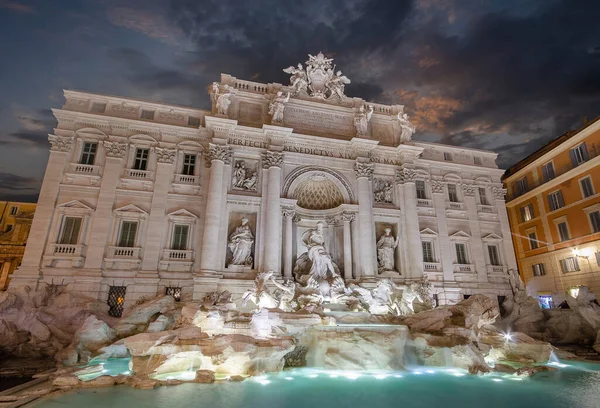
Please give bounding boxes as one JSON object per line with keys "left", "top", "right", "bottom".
{"left": 504, "top": 117, "right": 600, "bottom": 307}
{"left": 0, "top": 201, "right": 36, "bottom": 290}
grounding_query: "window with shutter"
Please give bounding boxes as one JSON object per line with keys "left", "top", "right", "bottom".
{"left": 171, "top": 225, "right": 189, "bottom": 250}
{"left": 557, "top": 221, "right": 570, "bottom": 241}
{"left": 542, "top": 162, "right": 555, "bottom": 182}
{"left": 532, "top": 263, "right": 545, "bottom": 276}
{"left": 118, "top": 221, "right": 138, "bottom": 247}
{"left": 487, "top": 245, "right": 501, "bottom": 265}
{"left": 447, "top": 184, "right": 459, "bottom": 202}
{"left": 455, "top": 243, "right": 468, "bottom": 264}
{"left": 589, "top": 211, "right": 600, "bottom": 233}
{"left": 516, "top": 177, "right": 528, "bottom": 195}
{"left": 422, "top": 241, "right": 435, "bottom": 262}
{"left": 570, "top": 143, "right": 589, "bottom": 167}
{"left": 528, "top": 232, "right": 538, "bottom": 249}
{"left": 478, "top": 187, "right": 489, "bottom": 205}
{"left": 59, "top": 217, "right": 82, "bottom": 245}
{"left": 580, "top": 176, "right": 594, "bottom": 198}
{"left": 560, "top": 257, "right": 579, "bottom": 273}
{"left": 548, "top": 191, "right": 564, "bottom": 211}
{"left": 415, "top": 180, "right": 427, "bottom": 199}
{"left": 520, "top": 204, "right": 533, "bottom": 222}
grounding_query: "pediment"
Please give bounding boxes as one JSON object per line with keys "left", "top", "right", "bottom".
{"left": 56, "top": 200, "right": 94, "bottom": 211}
{"left": 75, "top": 127, "right": 108, "bottom": 139}
{"left": 419, "top": 228, "right": 438, "bottom": 236}
{"left": 482, "top": 233, "right": 503, "bottom": 241}
{"left": 114, "top": 204, "right": 148, "bottom": 215}
{"left": 450, "top": 230, "right": 471, "bottom": 238}
{"left": 168, "top": 209, "right": 198, "bottom": 218}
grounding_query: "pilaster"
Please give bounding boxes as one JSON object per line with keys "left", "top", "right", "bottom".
{"left": 354, "top": 160, "right": 376, "bottom": 278}
{"left": 431, "top": 180, "right": 454, "bottom": 282}
{"left": 396, "top": 167, "right": 423, "bottom": 278}
{"left": 262, "top": 150, "right": 284, "bottom": 274}
{"left": 10, "top": 135, "right": 73, "bottom": 288}
{"left": 462, "top": 183, "right": 487, "bottom": 282}
{"left": 494, "top": 187, "right": 519, "bottom": 272}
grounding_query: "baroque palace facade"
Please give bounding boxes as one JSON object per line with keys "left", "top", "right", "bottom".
{"left": 504, "top": 118, "right": 600, "bottom": 307}
{"left": 10, "top": 53, "right": 516, "bottom": 312}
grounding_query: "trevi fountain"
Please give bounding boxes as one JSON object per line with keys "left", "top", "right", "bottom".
{"left": 1, "top": 53, "right": 599, "bottom": 407}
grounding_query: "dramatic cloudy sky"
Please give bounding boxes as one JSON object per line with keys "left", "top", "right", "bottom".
{"left": 0, "top": 0, "right": 599, "bottom": 201}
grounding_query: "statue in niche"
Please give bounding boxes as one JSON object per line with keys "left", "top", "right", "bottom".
{"left": 374, "top": 180, "right": 393, "bottom": 204}
{"left": 232, "top": 161, "right": 258, "bottom": 191}
{"left": 377, "top": 227, "right": 399, "bottom": 273}
{"left": 269, "top": 91, "right": 290, "bottom": 124}
{"left": 228, "top": 217, "right": 254, "bottom": 266}
{"left": 283, "top": 63, "right": 309, "bottom": 94}
{"left": 354, "top": 105, "right": 374, "bottom": 137}
{"left": 293, "top": 221, "right": 349, "bottom": 301}
{"left": 214, "top": 83, "right": 233, "bottom": 115}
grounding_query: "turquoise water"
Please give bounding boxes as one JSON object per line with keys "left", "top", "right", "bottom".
{"left": 33, "top": 363, "right": 600, "bottom": 408}
{"left": 75, "top": 358, "right": 131, "bottom": 381}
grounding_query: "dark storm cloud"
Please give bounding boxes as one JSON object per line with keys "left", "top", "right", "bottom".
{"left": 0, "top": 171, "right": 41, "bottom": 202}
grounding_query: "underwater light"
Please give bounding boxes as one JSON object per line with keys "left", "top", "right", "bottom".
{"left": 426, "top": 370, "right": 436, "bottom": 374}
{"left": 453, "top": 373, "right": 466, "bottom": 377}
{"left": 284, "top": 377, "right": 293, "bottom": 381}
{"left": 329, "top": 374, "right": 339, "bottom": 378}
{"left": 548, "top": 362, "right": 569, "bottom": 368}
{"left": 344, "top": 373, "right": 360, "bottom": 380}
{"left": 393, "top": 374, "right": 403, "bottom": 378}
{"left": 307, "top": 374, "right": 319, "bottom": 378}
{"left": 258, "top": 380, "right": 271, "bottom": 385}
{"left": 492, "top": 378, "right": 503, "bottom": 382}
{"left": 413, "top": 371, "right": 423, "bottom": 375}
{"left": 503, "top": 333, "right": 512, "bottom": 341}
{"left": 374, "top": 374, "right": 388, "bottom": 380}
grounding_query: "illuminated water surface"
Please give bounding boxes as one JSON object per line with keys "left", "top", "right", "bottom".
{"left": 31, "top": 362, "right": 600, "bottom": 408}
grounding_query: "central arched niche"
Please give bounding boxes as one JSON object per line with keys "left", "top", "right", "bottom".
{"left": 294, "top": 175, "right": 344, "bottom": 210}
{"left": 284, "top": 166, "right": 354, "bottom": 210}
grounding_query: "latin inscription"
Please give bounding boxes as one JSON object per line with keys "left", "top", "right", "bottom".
{"left": 283, "top": 106, "right": 354, "bottom": 136}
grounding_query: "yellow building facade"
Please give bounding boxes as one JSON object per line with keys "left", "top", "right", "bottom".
{"left": 504, "top": 118, "right": 600, "bottom": 307}
{"left": 0, "top": 201, "right": 36, "bottom": 290}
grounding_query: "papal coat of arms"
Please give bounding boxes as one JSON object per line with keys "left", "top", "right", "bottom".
{"left": 283, "top": 52, "right": 351, "bottom": 100}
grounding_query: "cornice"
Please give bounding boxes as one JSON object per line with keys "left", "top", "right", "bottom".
{"left": 52, "top": 109, "right": 206, "bottom": 140}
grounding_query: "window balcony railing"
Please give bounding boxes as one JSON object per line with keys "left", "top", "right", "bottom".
{"left": 107, "top": 246, "right": 141, "bottom": 259}
{"left": 446, "top": 202, "right": 465, "bottom": 211}
{"left": 163, "top": 249, "right": 193, "bottom": 261}
{"left": 174, "top": 174, "right": 200, "bottom": 185}
{"left": 477, "top": 204, "right": 496, "bottom": 213}
{"left": 124, "top": 169, "right": 153, "bottom": 180}
{"left": 423, "top": 262, "right": 441, "bottom": 271}
{"left": 70, "top": 163, "right": 101, "bottom": 175}
{"left": 453, "top": 263, "right": 475, "bottom": 273}
{"left": 51, "top": 243, "right": 84, "bottom": 256}
{"left": 417, "top": 199, "right": 433, "bottom": 208}
{"left": 487, "top": 265, "right": 507, "bottom": 274}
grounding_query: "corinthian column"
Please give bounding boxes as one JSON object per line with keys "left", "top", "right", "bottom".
{"left": 200, "top": 144, "right": 231, "bottom": 273}
{"left": 396, "top": 167, "right": 423, "bottom": 278}
{"left": 342, "top": 212, "right": 355, "bottom": 280}
{"left": 354, "top": 161, "right": 376, "bottom": 277}
{"left": 262, "top": 151, "right": 284, "bottom": 274}
{"left": 282, "top": 207, "right": 295, "bottom": 278}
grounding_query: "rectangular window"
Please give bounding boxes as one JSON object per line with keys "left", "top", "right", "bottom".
{"left": 520, "top": 203, "right": 534, "bottom": 222}
{"left": 548, "top": 190, "right": 565, "bottom": 211}
{"left": 478, "top": 187, "right": 489, "bottom": 205}
{"left": 80, "top": 142, "right": 97, "bottom": 165}
{"left": 532, "top": 263, "right": 546, "bottom": 276}
{"left": 133, "top": 148, "right": 149, "bottom": 170}
{"left": 10, "top": 206, "right": 18, "bottom": 215}
{"left": 415, "top": 180, "right": 427, "bottom": 199}
{"left": 528, "top": 232, "right": 539, "bottom": 249}
{"left": 171, "top": 225, "right": 189, "bottom": 250}
{"left": 473, "top": 156, "right": 482, "bottom": 165}
{"left": 182, "top": 154, "right": 196, "bottom": 176}
{"left": 188, "top": 116, "right": 201, "bottom": 127}
{"left": 91, "top": 102, "right": 106, "bottom": 113}
{"left": 422, "top": 241, "right": 435, "bottom": 263}
{"left": 589, "top": 211, "right": 600, "bottom": 233}
{"left": 118, "top": 221, "right": 138, "bottom": 247}
{"left": 447, "top": 184, "right": 459, "bottom": 202}
{"left": 141, "top": 109, "right": 155, "bottom": 120}
{"left": 557, "top": 221, "right": 570, "bottom": 241}
{"left": 59, "top": 217, "right": 82, "bottom": 245}
{"left": 580, "top": 176, "right": 594, "bottom": 198}
{"left": 444, "top": 152, "right": 452, "bottom": 161}
{"left": 560, "top": 257, "right": 579, "bottom": 273}
{"left": 542, "top": 162, "right": 555, "bottom": 182}
{"left": 570, "top": 143, "right": 589, "bottom": 167}
{"left": 487, "top": 245, "right": 501, "bottom": 266}
{"left": 455, "top": 243, "right": 468, "bottom": 264}
{"left": 516, "top": 177, "right": 528, "bottom": 195}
